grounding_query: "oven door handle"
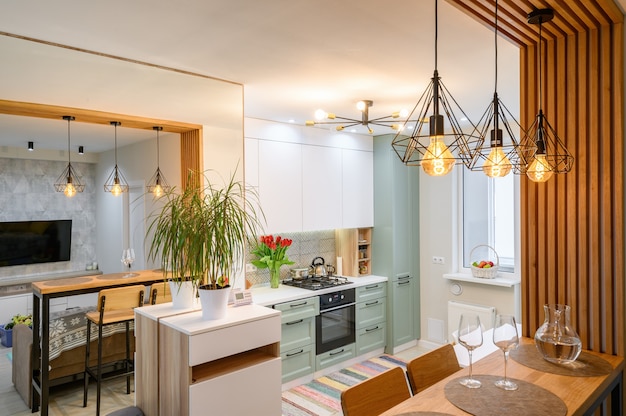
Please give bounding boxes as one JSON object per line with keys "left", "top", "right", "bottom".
{"left": 320, "top": 302, "right": 356, "bottom": 313}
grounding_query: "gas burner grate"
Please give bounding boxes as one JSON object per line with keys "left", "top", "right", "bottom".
{"left": 282, "top": 276, "right": 353, "bottom": 290}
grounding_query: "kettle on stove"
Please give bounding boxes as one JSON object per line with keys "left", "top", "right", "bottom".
{"left": 310, "top": 256, "right": 327, "bottom": 277}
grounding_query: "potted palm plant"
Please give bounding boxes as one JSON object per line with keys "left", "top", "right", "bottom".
{"left": 147, "top": 168, "right": 264, "bottom": 316}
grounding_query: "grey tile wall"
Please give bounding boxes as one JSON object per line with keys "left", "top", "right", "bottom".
{"left": 0, "top": 158, "right": 97, "bottom": 280}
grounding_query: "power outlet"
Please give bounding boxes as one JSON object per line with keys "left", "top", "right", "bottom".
{"left": 432, "top": 256, "right": 445, "bottom": 265}
{"left": 245, "top": 263, "right": 257, "bottom": 272}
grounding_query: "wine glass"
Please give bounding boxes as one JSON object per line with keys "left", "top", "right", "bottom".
{"left": 458, "top": 313, "right": 483, "bottom": 388}
{"left": 121, "top": 248, "right": 135, "bottom": 277}
{"left": 492, "top": 314, "right": 519, "bottom": 390}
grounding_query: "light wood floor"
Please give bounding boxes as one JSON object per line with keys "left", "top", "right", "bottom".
{"left": 0, "top": 344, "right": 134, "bottom": 416}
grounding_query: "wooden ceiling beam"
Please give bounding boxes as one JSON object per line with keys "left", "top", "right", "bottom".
{"left": 0, "top": 99, "right": 202, "bottom": 134}
{"left": 446, "top": 0, "right": 536, "bottom": 46}
{"left": 446, "top": 0, "right": 624, "bottom": 46}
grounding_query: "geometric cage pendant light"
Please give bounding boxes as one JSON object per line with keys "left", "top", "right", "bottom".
{"left": 146, "top": 126, "right": 171, "bottom": 197}
{"left": 54, "top": 115, "right": 85, "bottom": 197}
{"left": 525, "top": 9, "right": 574, "bottom": 183}
{"left": 103, "top": 121, "right": 129, "bottom": 196}
{"left": 391, "top": 0, "right": 483, "bottom": 176}
{"left": 470, "top": 0, "right": 534, "bottom": 178}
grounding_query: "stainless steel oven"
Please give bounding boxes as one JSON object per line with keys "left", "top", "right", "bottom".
{"left": 316, "top": 288, "right": 356, "bottom": 355}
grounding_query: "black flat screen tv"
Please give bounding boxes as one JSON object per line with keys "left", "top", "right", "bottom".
{"left": 0, "top": 220, "right": 72, "bottom": 267}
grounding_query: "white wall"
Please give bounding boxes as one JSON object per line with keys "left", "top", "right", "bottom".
{"left": 96, "top": 133, "right": 181, "bottom": 274}
{"left": 418, "top": 170, "right": 458, "bottom": 341}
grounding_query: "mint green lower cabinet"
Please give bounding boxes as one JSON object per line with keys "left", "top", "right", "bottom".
{"left": 281, "top": 344, "right": 315, "bottom": 383}
{"left": 356, "top": 297, "right": 386, "bottom": 329}
{"left": 356, "top": 282, "right": 386, "bottom": 303}
{"left": 356, "top": 322, "right": 386, "bottom": 355}
{"left": 356, "top": 283, "right": 387, "bottom": 355}
{"left": 316, "top": 343, "right": 356, "bottom": 370}
{"left": 280, "top": 316, "right": 315, "bottom": 353}
{"left": 273, "top": 296, "right": 319, "bottom": 383}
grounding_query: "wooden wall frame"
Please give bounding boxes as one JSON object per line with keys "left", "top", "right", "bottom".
{"left": 0, "top": 98, "right": 202, "bottom": 190}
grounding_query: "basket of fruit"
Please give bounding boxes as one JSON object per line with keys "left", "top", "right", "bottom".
{"left": 470, "top": 245, "right": 499, "bottom": 279}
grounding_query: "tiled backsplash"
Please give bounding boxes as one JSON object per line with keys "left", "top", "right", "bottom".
{"left": 245, "top": 230, "right": 337, "bottom": 286}
{"left": 0, "top": 158, "right": 96, "bottom": 281}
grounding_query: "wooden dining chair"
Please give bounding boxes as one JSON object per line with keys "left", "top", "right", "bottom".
{"left": 340, "top": 366, "right": 411, "bottom": 416}
{"left": 150, "top": 282, "right": 172, "bottom": 304}
{"left": 83, "top": 285, "right": 146, "bottom": 416}
{"left": 406, "top": 343, "right": 461, "bottom": 395}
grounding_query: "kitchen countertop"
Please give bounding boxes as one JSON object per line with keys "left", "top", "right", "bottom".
{"left": 251, "top": 275, "right": 388, "bottom": 306}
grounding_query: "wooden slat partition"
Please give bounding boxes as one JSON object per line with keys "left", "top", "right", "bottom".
{"left": 447, "top": 0, "right": 624, "bottom": 361}
{"left": 180, "top": 129, "right": 203, "bottom": 190}
{"left": 520, "top": 15, "right": 624, "bottom": 357}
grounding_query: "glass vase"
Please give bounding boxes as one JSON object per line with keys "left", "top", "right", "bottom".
{"left": 534, "top": 304, "right": 582, "bottom": 364}
{"left": 270, "top": 267, "right": 281, "bottom": 289}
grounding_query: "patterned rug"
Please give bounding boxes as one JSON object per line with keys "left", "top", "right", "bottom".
{"left": 281, "top": 355, "right": 408, "bottom": 416}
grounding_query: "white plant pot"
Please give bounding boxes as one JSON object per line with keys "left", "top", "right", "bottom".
{"left": 169, "top": 280, "right": 196, "bottom": 309}
{"left": 198, "top": 285, "right": 231, "bottom": 320}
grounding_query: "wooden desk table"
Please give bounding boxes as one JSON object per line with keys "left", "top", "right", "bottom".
{"left": 381, "top": 338, "right": 624, "bottom": 416}
{"left": 30, "top": 269, "right": 166, "bottom": 416}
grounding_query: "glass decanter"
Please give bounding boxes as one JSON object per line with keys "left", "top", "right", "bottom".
{"left": 534, "top": 304, "right": 582, "bottom": 364}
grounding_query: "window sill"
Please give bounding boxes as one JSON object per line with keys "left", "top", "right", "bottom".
{"left": 443, "top": 272, "right": 521, "bottom": 288}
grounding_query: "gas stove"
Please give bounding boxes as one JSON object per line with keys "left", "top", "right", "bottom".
{"left": 282, "top": 275, "right": 353, "bottom": 290}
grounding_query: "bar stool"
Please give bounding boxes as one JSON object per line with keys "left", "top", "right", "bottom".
{"left": 83, "top": 285, "right": 146, "bottom": 416}
{"left": 150, "top": 282, "right": 172, "bottom": 304}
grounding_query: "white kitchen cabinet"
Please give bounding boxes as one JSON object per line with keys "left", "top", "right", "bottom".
{"left": 302, "top": 145, "right": 342, "bottom": 231}
{"left": 245, "top": 119, "right": 373, "bottom": 233}
{"left": 342, "top": 149, "right": 374, "bottom": 228}
{"left": 153, "top": 305, "right": 282, "bottom": 416}
{"left": 258, "top": 140, "right": 303, "bottom": 233}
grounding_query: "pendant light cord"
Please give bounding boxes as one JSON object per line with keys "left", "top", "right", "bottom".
{"left": 494, "top": 0, "right": 498, "bottom": 93}
{"left": 434, "top": 0, "right": 438, "bottom": 71}
{"left": 67, "top": 118, "right": 71, "bottom": 165}
{"left": 156, "top": 129, "right": 161, "bottom": 166}
{"left": 538, "top": 19, "right": 543, "bottom": 111}
{"left": 114, "top": 123, "right": 118, "bottom": 165}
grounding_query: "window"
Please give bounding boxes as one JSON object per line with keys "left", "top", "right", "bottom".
{"left": 461, "top": 169, "right": 517, "bottom": 273}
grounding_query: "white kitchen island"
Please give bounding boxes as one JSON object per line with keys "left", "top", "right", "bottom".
{"left": 135, "top": 303, "right": 281, "bottom": 416}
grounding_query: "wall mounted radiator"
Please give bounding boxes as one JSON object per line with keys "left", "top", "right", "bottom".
{"left": 447, "top": 300, "right": 496, "bottom": 342}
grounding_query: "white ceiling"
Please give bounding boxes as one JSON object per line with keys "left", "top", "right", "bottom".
{"left": 0, "top": 0, "right": 622, "bottom": 152}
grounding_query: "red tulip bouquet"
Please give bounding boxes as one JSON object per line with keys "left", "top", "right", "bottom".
{"left": 251, "top": 235, "right": 294, "bottom": 288}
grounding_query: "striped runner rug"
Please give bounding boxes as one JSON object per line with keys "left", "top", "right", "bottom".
{"left": 281, "top": 355, "right": 408, "bottom": 416}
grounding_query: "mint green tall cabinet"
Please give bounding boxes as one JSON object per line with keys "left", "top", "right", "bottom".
{"left": 372, "top": 134, "right": 420, "bottom": 354}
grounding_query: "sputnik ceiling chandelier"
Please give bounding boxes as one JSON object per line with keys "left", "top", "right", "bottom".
{"left": 390, "top": 0, "right": 482, "bottom": 177}
{"left": 103, "top": 121, "right": 129, "bottom": 196}
{"left": 54, "top": 116, "right": 85, "bottom": 197}
{"left": 306, "top": 99, "right": 413, "bottom": 134}
{"left": 469, "top": 0, "right": 534, "bottom": 178}
{"left": 524, "top": 8, "right": 573, "bottom": 183}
